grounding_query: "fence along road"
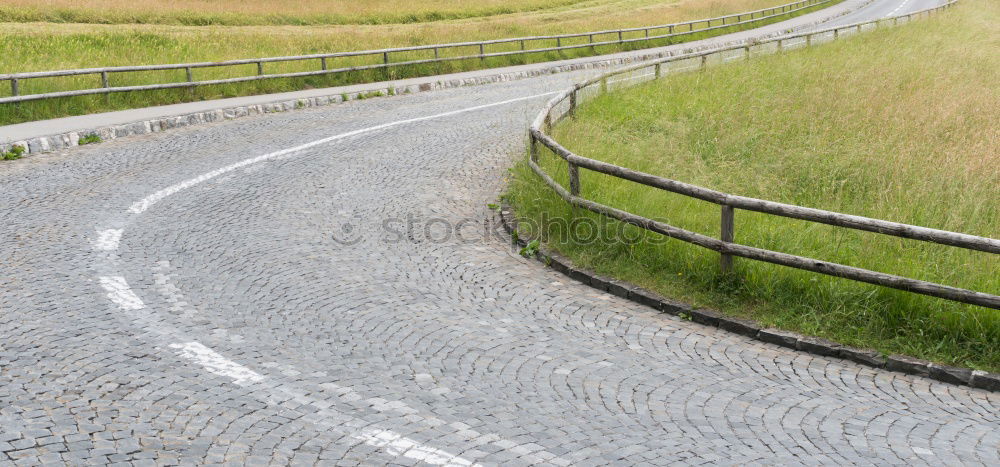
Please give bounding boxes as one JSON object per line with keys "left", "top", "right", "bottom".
{"left": 528, "top": 1, "right": 1000, "bottom": 310}
{"left": 0, "top": 0, "right": 831, "bottom": 104}
{"left": 0, "top": 0, "right": 997, "bottom": 465}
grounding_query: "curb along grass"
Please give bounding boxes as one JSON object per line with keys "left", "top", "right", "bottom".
{"left": 508, "top": 0, "right": 1000, "bottom": 372}
{"left": 497, "top": 204, "right": 1000, "bottom": 391}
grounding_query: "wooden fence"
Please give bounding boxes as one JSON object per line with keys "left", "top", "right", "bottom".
{"left": 527, "top": 1, "right": 1000, "bottom": 310}
{"left": 0, "top": 0, "right": 831, "bottom": 104}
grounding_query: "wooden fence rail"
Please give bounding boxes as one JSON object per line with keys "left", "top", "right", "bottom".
{"left": 0, "top": 0, "right": 830, "bottom": 104}
{"left": 527, "top": 1, "right": 1000, "bottom": 310}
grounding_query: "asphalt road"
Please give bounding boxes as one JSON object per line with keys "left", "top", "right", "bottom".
{"left": 1, "top": 0, "right": 996, "bottom": 465}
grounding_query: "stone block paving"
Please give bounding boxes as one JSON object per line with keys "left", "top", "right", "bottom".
{"left": 1, "top": 44, "right": 998, "bottom": 467}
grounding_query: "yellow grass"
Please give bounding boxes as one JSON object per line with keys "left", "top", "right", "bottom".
{"left": 0, "top": 0, "right": 793, "bottom": 25}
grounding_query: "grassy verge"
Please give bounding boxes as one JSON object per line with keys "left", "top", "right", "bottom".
{"left": 0, "top": 0, "right": 833, "bottom": 125}
{"left": 508, "top": 0, "right": 1000, "bottom": 371}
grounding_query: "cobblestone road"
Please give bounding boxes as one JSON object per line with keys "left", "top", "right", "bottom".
{"left": 2, "top": 0, "right": 998, "bottom": 465}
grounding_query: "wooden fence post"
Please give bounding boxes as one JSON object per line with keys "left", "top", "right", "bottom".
{"left": 529, "top": 132, "right": 539, "bottom": 163}
{"left": 10, "top": 78, "right": 18, "bottom": 97}
{"left": 569, "top": 89, "right": 577, "bottom": 118}
{"left": 257, "top": 61, "right": 264, "bottom": 75}
{"left": 101, "top": 71, "right": 109, "bottom": 103}
{"left": 654, "top": 63, "right": 662, "bottom": 79}
{"left": 321, "top": 57, "right": 328, "bottom": 70}
{"left": 568, "top": 163, "right": 580, "bottom": 196}
{"left": 720, "top": 205, "right": 735, "bottom": 274}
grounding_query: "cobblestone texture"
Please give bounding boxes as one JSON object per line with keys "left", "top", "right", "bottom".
{"left": 1, "top": 0, "right": 997, "bottom": 465}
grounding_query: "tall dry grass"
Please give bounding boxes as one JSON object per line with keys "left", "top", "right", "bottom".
{"left": 0, "top": 0, "right": 594, "bottom": 25}
{"left": 509, "top": 0, "right": 1000, "bottom": 370}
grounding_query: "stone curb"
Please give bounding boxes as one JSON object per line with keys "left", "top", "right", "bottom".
{"left": 1, "top": 0, "right": 864, "bottom": 158}
{"left": 497, "top": 204, "right": 999, "bottom": 392}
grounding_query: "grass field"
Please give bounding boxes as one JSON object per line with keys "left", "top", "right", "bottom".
{"left": 509, "top": 0, "right": 1000, "bottom": 371}
{"left": 0, "top": 0, "right": 823, "bottom": 125}
{"left": 0, "top": 0, "right": 595, "bottom": 26}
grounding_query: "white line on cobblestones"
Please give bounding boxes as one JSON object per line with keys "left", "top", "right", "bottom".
{"left": 168, "top": 341, "right": 478, "bottom": 465}
{"left": 98, "top": 276, "right": 145, "bottom": 310}
{"left": 358, "top": 429, "right": 477, "bottom": 466}
{"left": 128, "top": 91, "right": 558, "bottom": 215}
{"left": 168, "top": 341, "right": 264, "bottom": 385}
{"left": 93, "top": 229, "right": 123, "bottom": 251}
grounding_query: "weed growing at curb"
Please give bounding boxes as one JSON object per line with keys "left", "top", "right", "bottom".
{"left": 78, "top": 133, "right": 102, "bottom": 145}
{"left": 2, "top": 145, "right": 25, "bottom": 160}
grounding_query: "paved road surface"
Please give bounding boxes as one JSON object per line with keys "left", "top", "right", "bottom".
{"left": 2, "top": 0, "right": 996, "bottom": 465}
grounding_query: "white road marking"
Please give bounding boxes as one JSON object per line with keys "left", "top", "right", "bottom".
{"left": 168, "top": 341, "right": 264, "bottom": 386}
{"left": 886, "top": 0, "right": 911, "bottom": 17}
{"left": 129, "top": 91, "right": 559, "bottom": 215}
{"left": 169, "top": 342, "right": 477, "bottom": 465}
{"left": 93, "top": 229, "right": 123, "bottom": 251}
{"left": 358, "top": 429, "right": 477, "bottom": 466}
{"left": 98, "top": 276, "right": 145, "bottom": 310}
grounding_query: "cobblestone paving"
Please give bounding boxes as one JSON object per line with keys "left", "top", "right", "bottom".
{"left": 2, "top": 3, "right": 998, "bottom": 466}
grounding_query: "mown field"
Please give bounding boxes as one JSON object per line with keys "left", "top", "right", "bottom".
{"left": 0, "top": 0, "right": 820, "bottom": 124}
{"left": 509, "top": 0, "right": 1000, "bottom": 371}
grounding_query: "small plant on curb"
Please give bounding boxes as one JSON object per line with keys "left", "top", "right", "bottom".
{"left": 679, "top": 312, "right": 693, "bottom": 321}
{"left": 510, "top": 230, "right": 520, "bottom": 245}
{"left": 79, "top": 133, "right": 102, "bottom": 145}
{"left": 487, "top": 203, "right": 500, "bottom": 212}
{"left": 519, "top": 239, "right": 540, "bottom": 258}
{"left": 2, "top": 145, "right": 25, "bottom": 161}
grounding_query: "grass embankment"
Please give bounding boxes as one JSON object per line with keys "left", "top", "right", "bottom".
{"left": 0, "top": 0, "right": 826, "bottom": 125}
{"left": 509, "top": 0, "right": 1000, "bottom": 371}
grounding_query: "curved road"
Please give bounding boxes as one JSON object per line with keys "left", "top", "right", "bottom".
{"left": 2, "top": 0, "right": 997, "bottom": 465}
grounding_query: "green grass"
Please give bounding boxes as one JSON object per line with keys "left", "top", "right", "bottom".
{"left": 508, "top": 0, "right": 1000, "bottom": 371}
{"left": 0, "top": 0, "right": 833, "bottom": 125}
{"left": 2, "top": 144, "right": 25, "bottom": 160}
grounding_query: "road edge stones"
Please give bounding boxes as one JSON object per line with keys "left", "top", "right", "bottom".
{"left": 0, "top": 0, "right": 867, "bottom": 159}
{"left": 497, "top": 203, "right": 1000, "bottom": 392}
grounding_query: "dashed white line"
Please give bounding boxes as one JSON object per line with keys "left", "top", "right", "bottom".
{"left": 886, "top": 0, "right": 911, "bottom": 17}
{"left": 358, "top": 429, "right": 477, "bottom": 466}
{"left": 128, "top": 91, "right": 558, "bottom": 215}
{"left": 168, "top": 341, "right": 264, "bottom": 386}
{"left": 93, "top": 229, "right": 123, "bottom": 251}
{"left": 168, "top": 341, "right": 478, "bottom": 465}
{"left": 98, "top": 276, "right": 145, "bottom": 310}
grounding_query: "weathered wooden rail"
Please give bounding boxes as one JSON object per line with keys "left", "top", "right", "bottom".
{"left": 0, "top": 0, "right": 831, "bottom": 104}
{"left": 528, "top": 1, "right": 1000, "bottom": 310}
